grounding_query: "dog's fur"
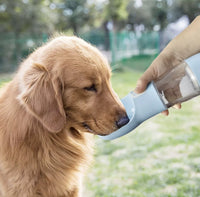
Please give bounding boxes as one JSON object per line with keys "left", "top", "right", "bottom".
{"left": 0, "top": 36, "right": 126, "bottom": 197}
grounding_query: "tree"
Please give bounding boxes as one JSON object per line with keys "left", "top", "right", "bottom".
{"left": 0, "top": 0, "right": 57, "bottom": 35}
{"left": 151, "top": 0, "right": 169, "bottom": 30}
{"left": 127, "top": 0, "right": 155, "bottom": 31}
{"left": 103, "top": 0, "right": 129, "bottom": 31}
{"left": 127, "top": 0, "right": 169, "bottom": 31}
{"left": 56, "top": 0, "right": 94, "bottom": 35}
{"left": 0, "top": 0, "right": 57, "bottom": 71}
{"left": 170, "top": 0, "right": 200, "bottom": 23}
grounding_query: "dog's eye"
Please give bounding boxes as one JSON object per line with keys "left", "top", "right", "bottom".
{"left": 84, "top": 84, "right": 97, "bottom": 92}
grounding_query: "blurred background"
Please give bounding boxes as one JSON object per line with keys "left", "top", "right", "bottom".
{"left": 0, "top": 0, "right": 199, "bottom": 72}
{"left": 1, "top": 0, "right": 200, "bottom": 196}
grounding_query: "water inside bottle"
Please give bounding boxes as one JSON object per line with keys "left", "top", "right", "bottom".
{"left": 154, "top": 62, "right": 200, "bottom": 107}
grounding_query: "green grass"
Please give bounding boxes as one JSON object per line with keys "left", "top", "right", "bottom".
{"left": 112, "top": 54, "right": 157, "bottom": 72}
{"left": 0, "top": 73, "right": 13, "bottom": 87}
{"left": 84, "top": 57, "right": 200, "bottom": 197}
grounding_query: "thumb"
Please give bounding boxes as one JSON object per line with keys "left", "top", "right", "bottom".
{"left": 134, "top": 64, "right": 157, "bottom": 94}
{"left": 134, "top": 79, "right": 149, "bottom": 94}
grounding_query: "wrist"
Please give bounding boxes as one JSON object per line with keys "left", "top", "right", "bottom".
{"left": 160, "top": 47, "right": 184, "bottom": 68}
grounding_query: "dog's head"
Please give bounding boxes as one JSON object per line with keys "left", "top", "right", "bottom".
{"left": 17, "top": 36, "right": 129, "bottom": 135}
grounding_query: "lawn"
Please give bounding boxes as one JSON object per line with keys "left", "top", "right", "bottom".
{"left": 0, "top": 73, "right": 14, "bottom": 87}
{"left": 84, "top": 57, "right": 200, "bottom": 197}
{"left": 1, "top": 56, "right": 200, "bottom": 197}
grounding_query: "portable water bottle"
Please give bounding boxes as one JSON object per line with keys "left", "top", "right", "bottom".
{"left": 100, "top": 53, "right": 200, "bottom": 140}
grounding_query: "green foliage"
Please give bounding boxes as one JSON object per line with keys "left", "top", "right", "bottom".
{"left": 104, "top": 0, "right": 129, "bottom": 30}
{"left": 0, "top": 0, "right": 57, "bottom": 35}
{"left": 127, "top": 0, "right": 169, "bottom": 31}
{"left": 0, "top": 0, "right": 57, "bottom": 71}
{"left": 170, "top": 0, "right": 200, "bottom": 23}
{"left": 57, "top": 0, "right": 95, "bottom": 34}
{"left": 127, "top": 0, "right": 156, "bottom": 30}
{"left": 0, "top": 0, "right": 199, "bottom": 38}
{"left": 127, "top": 0, "right": 199, "bottom": 31}
{"left": 0, "top": 33, "right": 47, "bottom": 72}
{"left": 151, "top": 0, "right": 169, "bottom": 30}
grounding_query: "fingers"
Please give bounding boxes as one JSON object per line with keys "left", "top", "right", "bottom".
{"left": 134, "top": 64, "right": 157, "bottom": 94}
{"left": 134, "top": 79, "right": 149, "bottom": 94}
{"left": 172, "top": 103, "right": 181, "bottom": 109}
{"left": 161, "top": 110, "right": 169, "bottom": 116}
{"left": 161, "top": 103, "right": 181, "bottom": 116}
{"left": 134, "top": 69, "right": 155, "bottom": 94}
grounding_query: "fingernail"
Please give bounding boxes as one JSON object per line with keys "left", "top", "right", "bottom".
{"left": 173, "top": 105, "right": 179, "bottom": 109}
{"left": 173, "top": 104, "right": 181, "bottom": 109}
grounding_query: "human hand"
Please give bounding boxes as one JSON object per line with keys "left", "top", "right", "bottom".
{"left": 134, "top": 51, "right": 182, "bottom": 115}
{"left": 135, "top": 15, "right": 200, "bottom": 115}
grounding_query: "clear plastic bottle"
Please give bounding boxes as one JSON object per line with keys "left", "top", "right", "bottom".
{"left": 154, "top": 61, "right": 200, "bottom": 107}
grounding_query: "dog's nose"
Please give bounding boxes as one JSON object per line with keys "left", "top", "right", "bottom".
{"left": 116, "top": 115, "right": 129, "bottom": 128}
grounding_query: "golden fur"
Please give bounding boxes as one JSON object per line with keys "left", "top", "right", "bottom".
{"left": 0, "top": 36, "right": 126, "bottom": 197}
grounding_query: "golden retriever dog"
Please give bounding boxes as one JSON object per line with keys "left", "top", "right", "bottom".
{"left": 0, "top": 36, "right": 129, "bottom": 197}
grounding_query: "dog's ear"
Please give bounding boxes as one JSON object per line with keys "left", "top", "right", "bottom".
{"left": 18, "top": 63, "right": 66, "bottom": 133}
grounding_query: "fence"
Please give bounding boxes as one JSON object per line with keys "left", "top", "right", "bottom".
{"left": 110, "top": 31, "right": 159, "bottom": 63}
{"left": 0, "top": 33, "right": 48, "bottom": 73}
{"left": 0, "top": 31, "right": 159, "bottom": 73}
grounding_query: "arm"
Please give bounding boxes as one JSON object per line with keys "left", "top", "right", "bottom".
{"left": 166, "top": 15, "right": 200, "bottom": 59}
